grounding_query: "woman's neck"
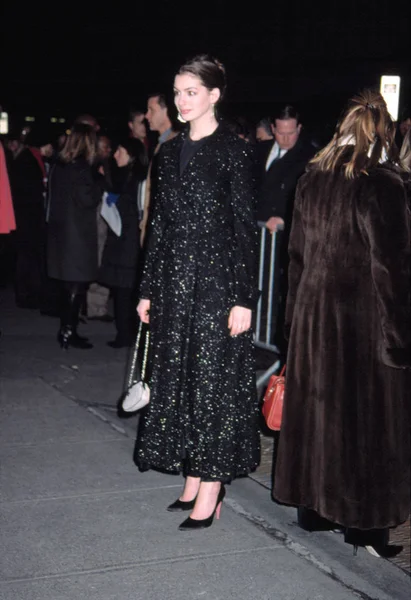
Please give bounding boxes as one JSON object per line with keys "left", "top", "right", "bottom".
{"left": 189, "top": 112, "right": 219, "bottom": 141}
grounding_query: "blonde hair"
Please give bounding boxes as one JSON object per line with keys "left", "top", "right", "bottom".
{"left": 59, "top": 123, "right": 97, "bottom": 165}
{"left": 311, "top": 90, "right": 397, "bottom": 179}
{"left": 399, "top": 128, "right": 411, "bottom": 170}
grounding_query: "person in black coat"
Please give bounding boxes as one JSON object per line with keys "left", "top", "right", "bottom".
{"left": 136, "top": 55, "right": 260, "bottom": 531}
{"left": 6, "top": 132, "right": 45, "bottom": 309}
{"left": 256, "top": 106, "right": 316, "bottom": 356}
{"left": 47, "top": 124, "right": 101, "bottom": 349}
{"left": 99, "top": 138, "right": 148, "bottom": 347}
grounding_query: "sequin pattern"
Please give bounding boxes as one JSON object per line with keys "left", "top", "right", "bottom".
{"left": 136, "top": 124, "right": 260, "bottom": 481}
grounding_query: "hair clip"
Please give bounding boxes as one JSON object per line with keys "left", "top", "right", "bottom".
{"left": 366, "top": 103, "right": 376, "bottom": 109}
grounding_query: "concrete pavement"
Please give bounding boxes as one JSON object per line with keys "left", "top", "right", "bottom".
{"left": 0, "top": 287, "right": 410, "bottom": 600}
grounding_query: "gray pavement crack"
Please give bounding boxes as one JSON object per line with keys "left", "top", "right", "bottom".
{"left": 38, "top": 376, "right": 131, "bottom": 437}
{"left": 0, "top": 484, "right": 182, "bottom": 505}
{"left": 0, "top": 545, "right": 282, "bottom": 585}
{"left": 225, "top": 498, "right": 382, "bottom": 600}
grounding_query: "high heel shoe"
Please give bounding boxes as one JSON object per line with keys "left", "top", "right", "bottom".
{"left": 178, "top": 485, "right": 225, "bottom": 531}
{"left": 167, "top": 497, "right": 197, "bottom": 512}
{"left": 58, "top": 328, "right": 71, "bottom": 350}
{"left": 57, "top": 328, "right": 93, "bottom": 350}
{"left": 344, "top": 527, "right": 402, "bottom": 558}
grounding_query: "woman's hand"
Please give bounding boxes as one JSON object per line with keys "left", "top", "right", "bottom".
{"left": 228, "top": 306, "right": 252, "bottom": 337}
{"left": 137, "top": 299, "right": 151, "bottom": 324}
{"left": 265, "top": 216, "right": 285, "bottom": 233}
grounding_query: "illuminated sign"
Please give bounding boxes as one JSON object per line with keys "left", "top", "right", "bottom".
{"left": 0, "top": 112, "right": 8, "bottom": 134}
{"left": 380, "top": 75, "right": 401, "bottom": 121}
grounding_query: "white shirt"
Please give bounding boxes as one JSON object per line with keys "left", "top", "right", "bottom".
{"left": 265, "top": 142, "right": 288, "bottom": 171}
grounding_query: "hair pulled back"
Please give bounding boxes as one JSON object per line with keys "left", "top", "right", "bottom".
{"left": 177, "top": 54, "right": 226, "bottom": 103}
{"left": 311, "top": 89, "right": 397, "bottom": 178}
{"left": 60, "top": 123, "right": 97, "bottom": 165}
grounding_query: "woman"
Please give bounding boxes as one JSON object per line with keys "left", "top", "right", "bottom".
{"left": 47, "top": 123, "right": 101, "bottom": 349}
{"left": 99, "top": 138, "right": 148, "bottom": 347}
{"left": 136, "top": 55, "right": 260, "bottom": 530}
{"left": 273, "top": 91, "right": 411, "bottom": 556}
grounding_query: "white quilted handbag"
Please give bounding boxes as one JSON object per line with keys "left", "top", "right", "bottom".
{"left": 122, "top": 323, "right": 150, "bottom": 412}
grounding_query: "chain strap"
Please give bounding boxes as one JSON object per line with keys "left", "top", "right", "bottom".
{"left": 127, "top": 322, "right": 150, "bottom": 387}
{"left": 141, "top": 328, "right": 150, "bottom": 381}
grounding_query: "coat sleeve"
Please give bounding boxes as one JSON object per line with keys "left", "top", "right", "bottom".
{"left": 228, "top": 141, "right": 260, "bottom": 310}
{"left": 358, "top": 173, "right": 411, "bottom": 368}
{"left": 139, "top": 150, "right": 166, "bottom": 300}
{"left": 284, "top": 178, "right": 306, "bottom": 340}
{"left": 74, "top": 165, "right": 102, "bottom": 209}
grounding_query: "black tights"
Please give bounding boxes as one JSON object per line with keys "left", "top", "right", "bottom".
{"left": 60, "top": 281, "right": 89, "bottom": 332}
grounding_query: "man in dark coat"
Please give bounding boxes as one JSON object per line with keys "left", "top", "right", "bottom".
{"left": 256, "top": 106, "right": 316, "bottom": 355}
{"left": 140, "top": 93, "right": 179, "bottom": 245}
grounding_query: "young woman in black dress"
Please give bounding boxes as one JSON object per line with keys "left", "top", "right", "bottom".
{"left": 137, "top": 55, "right": 260, "bottom": 530}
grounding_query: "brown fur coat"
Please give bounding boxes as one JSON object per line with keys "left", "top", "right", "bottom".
{"left": 274, "top": 163, "right": 410, "bottom": 529}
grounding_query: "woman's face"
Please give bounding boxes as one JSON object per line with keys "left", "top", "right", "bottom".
{"left": 114, "top": 145, "right": 130, "bottom": 167}
{"left": 174, "top": 73, "right": 220, "bottom": 123}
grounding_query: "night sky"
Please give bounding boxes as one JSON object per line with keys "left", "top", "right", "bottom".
{"left": 2, "top": 2, "right": 410, "bottom": 137}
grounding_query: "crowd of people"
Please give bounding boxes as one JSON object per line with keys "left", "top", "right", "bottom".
{"left": 1, "top": 54, "right": 410, "bottom": 556}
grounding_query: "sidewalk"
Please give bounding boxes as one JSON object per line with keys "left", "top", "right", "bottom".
{"left": 1, "top": 287, "right": 410, "bottom": 600}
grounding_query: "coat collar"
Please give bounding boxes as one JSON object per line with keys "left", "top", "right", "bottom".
{"left": 173, "top": 122, "right": 225, "bottom": 178}
{"left": 265, "top": 137, "right": 313, "bottom": 173}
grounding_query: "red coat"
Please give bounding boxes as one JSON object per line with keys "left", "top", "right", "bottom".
{"left": 0, "top": 143, "right": 16, "bottom": 234}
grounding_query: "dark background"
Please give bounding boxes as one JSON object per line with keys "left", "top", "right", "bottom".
{"left": 1, "top": 2, "right": 410, "bottom": 143}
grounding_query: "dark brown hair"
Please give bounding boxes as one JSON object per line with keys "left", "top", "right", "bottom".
{"left": 59, "top": 123, "right": 97, "bottom": 165}
{"left": 177, "top": 54, "right": 226, "bottom": 103}
{"left": 311, "top": 90, "right": 397, "bottom": 179}
{"left": 399, "top": 128, "right": 411, "bottom": 170}
{"left": 147, "top": 93, "right": 168, "bottom": 109}
{"left": 273, "top": 105, "right": 300, "bottom": 125}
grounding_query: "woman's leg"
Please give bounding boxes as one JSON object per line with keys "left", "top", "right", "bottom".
{"left": 189, "top": 481, "right": 223, "bottom": 520}
{"left": 59, "top": 282, "right": 92, "bottom": 349}
{"left": 179, "top": 476, "right": 201, "bottom": 502}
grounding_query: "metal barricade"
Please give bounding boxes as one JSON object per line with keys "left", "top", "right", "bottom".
{"left": 254, "top": 221, "right": 282, "bottom": 389}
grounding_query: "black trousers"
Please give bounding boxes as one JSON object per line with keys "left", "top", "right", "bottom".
{"left": 14, "top": 235, "right": 43, "bottom": 308}
{"left": 112, "top": 286, "right": 136, "bottom": 344}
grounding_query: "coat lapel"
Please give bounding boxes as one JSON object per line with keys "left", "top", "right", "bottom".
{"left": 179, "top": 125, "right": 223, "bottom": 179}
{"left": 266, "top": 138, "right": 304, "bottom": 175}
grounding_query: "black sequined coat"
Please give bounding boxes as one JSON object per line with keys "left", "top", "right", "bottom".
{"left": 136, "top": 124, "right": 261, "bottom": 481}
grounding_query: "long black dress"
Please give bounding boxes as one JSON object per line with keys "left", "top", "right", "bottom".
{"left": 136, "top": 124, "right": 260, "bottom": 481}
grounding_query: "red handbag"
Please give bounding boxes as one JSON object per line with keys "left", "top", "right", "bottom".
{"left": 262, "top": 365, "right": 286, "bottom": 431}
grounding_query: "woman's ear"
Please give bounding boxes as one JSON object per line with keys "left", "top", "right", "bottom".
{"left": 210, "top": 88, "right": 221, "bottom": 106}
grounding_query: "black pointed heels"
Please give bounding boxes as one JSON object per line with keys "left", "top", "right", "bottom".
{"left": 166, "top": 497, "right": 197, "bottom": 512}
{"left": 178, "top": 485, "right": 226, "bottom": 531}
